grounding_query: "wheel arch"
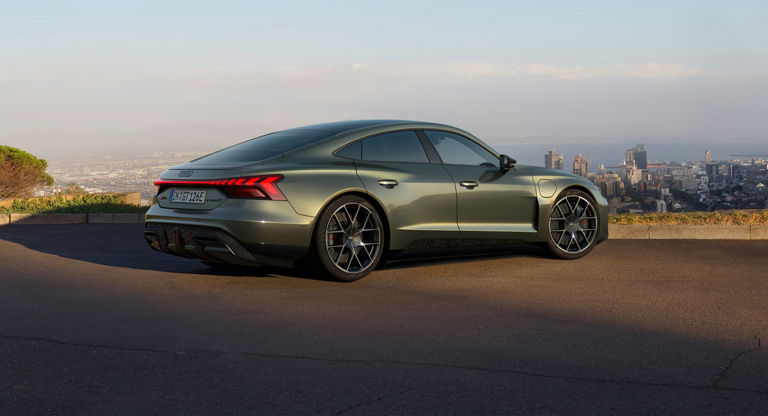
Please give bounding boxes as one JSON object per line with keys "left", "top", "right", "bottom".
{"left": 311, "top": 190, "right": 392, "bottom": 255}
{"left": 545, "top": 185, "right": 602, "bottom": 258}
{"left": 561, "top": 184, "right": 598, "bottom": 201}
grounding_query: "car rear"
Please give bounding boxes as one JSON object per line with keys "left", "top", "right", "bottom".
{"left": 144, "top": 128, "right": 338, "bottom": 268}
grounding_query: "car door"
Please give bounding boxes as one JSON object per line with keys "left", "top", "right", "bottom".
{"left": 347, "top": 130, "right": 459, "bottom": 250}
{"left": 423, "top": 130, "right": 538, "bottom": 239}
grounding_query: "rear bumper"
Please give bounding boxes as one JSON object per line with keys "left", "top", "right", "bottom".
{"left": 144, "top": 223, "right": 306, "bottom": 268}
{"left": 144, "top": 199, "right": 314, "bottom": 268}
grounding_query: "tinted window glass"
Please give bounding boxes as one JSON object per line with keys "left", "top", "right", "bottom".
{"left": 193, "top": 129, "right": 334, "bottom": 165}
{"left": 335, "top": 141, "right": 361, "bottom": 159}
{"left": 362, "top": 131, "right": 428, "bottom": 163}
{"left": 425, "top": 131, "right": 498, "bottom": 167}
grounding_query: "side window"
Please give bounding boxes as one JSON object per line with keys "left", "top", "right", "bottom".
{"left": 424, "top": 131, "right": 498, "bottom": 167}
{"left": 362, "top": 131, "right": 429, "bottom": 163}
{"left": 335, "top": 141, "right": 361, "bottom": 159}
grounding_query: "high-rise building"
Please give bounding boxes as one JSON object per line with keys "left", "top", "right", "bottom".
{"left": 544, "top": 149, "right": 564, "bottom": 170}
{"left": 572, "top": 154, "right": 590, "bottom": 177}
{"left": 706, "top": 164, "right": 719, "bottom": 182}
{"left": 627, "top": 166, "right": 643, "bottom": 186}
{"left": 625, "top": 149, "right": 635, "bottom": 168}
{"left": 705, "top": 149, "right": 711, "bottom": 164}
{"left": 628, "top": 144, "right": 647, "bottom": 169}
{"left": 593, "top": 172, "right": 624, "bottom": 198}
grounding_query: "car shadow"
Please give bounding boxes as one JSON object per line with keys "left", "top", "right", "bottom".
{"left": 0, "top": 224, "right": 275, "bottom": 277}
{"left": 0, "top": 224, "right": 554, "bottom": 280}
{"left": 382, "top": 243, "right": 548, "bottom": 270}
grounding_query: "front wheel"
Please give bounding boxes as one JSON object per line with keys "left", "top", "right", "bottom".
{"left": 546, "top": 189, "right": 600, "bottom": 260}
{"left": 311, "top": 196, "right": 385, "bottom": 281}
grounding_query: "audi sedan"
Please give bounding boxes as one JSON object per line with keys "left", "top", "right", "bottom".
{"left": 145, "top": 120, "right": 608, "bottom": 281}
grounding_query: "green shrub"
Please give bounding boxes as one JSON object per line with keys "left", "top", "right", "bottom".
{"left": 609, "top": 210, "right": 768, "bottom": 225}
{"left": 1, "top": 194, "right": 147, "bottom": 214}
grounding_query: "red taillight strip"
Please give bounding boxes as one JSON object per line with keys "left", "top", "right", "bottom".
{"left": 260, "top": 176, "right": 280, "bottom": 196}
{"left": 153, "top": 175, "right": 286, "bottom": 200}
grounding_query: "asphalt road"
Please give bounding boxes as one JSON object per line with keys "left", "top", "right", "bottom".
{"left": 1, "top": 225, "right": 767, "bottom": 415}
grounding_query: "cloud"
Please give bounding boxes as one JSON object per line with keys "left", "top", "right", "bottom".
{"left": 247, "top": 62, "right": 725, "bottom": 86}
{"left": 381, "top": 63, "right": 517, "bottom": 82}
{"left": 262, "top": 62, "right": 517, "bottom": 84}
{"left": 519, "top": 62, "right": 721, "bottom": 80}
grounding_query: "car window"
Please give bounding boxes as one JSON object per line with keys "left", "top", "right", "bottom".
{"left": 424, "top": 131, "right": 498, "bottom": 167}
{"left": 193, "top": 129, "right": 334, "bottom": 164}
{"left": 335, "top": 141, "right": 361, "bottom": 159}
{"left": 362, "top": 131, "right": 429, "bottom": 163}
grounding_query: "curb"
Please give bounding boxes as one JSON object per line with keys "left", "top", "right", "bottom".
{"left": 0, "top": 213, "right": 144, "bottom": 226}
{"left": 608, "top": 224, "right": 768, "bottom": 240}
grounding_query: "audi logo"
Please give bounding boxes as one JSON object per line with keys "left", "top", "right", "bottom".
{"left": 178, "top": 170, "right": 194, "bottom": 177}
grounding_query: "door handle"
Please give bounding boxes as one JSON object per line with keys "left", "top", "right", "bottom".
{"left": 377, "top": 179, "right": 398, "bottom": 189}
{"left": 459, "top": 181, "right": 479, "bottom": 190}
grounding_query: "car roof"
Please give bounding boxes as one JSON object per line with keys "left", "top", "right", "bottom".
{"left": 288, "top": 120, "right": 417, "bottom": 134}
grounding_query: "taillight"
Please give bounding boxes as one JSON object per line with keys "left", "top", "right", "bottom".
{"left": 153, "top": 175, "right": 286, "bottom": 200}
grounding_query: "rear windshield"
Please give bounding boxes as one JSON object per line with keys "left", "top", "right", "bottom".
{"left": 192, "top": 129, "right": 334, "bottom": 165}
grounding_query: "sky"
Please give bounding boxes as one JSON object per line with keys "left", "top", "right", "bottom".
{"left": 1, "top": 0, "right": 767, "bottom": 166}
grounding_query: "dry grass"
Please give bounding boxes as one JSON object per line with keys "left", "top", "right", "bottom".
{"left": 609, "top": 210, "right": 768, "bottom": 225}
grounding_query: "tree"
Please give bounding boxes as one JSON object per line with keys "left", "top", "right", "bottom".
{"left": 0, "top": 146, "right": 54, "bottom": 199}
{"left": 64, "top": 183, "right": 86, "bottom": 195}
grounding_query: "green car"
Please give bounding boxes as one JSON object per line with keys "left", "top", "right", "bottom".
{"left": 145, "top": 120, "right": 608, "bottom": 281}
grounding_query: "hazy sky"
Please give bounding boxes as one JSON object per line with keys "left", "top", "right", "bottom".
{"left": 2, "top": 0, "right": 766, "bottom": 164}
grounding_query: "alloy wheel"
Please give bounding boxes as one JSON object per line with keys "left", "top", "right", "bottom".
{"left": 549, "top": 194, "right": 598, "bottom": 254}
{"left": 325, "top": 202, "right": 382, "bottom": 273}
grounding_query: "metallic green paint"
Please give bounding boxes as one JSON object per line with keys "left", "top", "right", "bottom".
{"left": 354, "top": 160, "right": 458, "bottom": 249}
{"left": 145, "top": 198, "right": 314, "bottom": 249}
{"left": 442, "top": 164, "right": 538, "bottom": 238}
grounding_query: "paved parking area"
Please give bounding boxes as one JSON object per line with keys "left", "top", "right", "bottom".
{"left": 1, "top": 225, "right": 766, "bottom": 414}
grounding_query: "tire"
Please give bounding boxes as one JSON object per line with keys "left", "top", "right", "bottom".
{"left": 311, "top": 195, "right": 385, "bottom": 281}
{"left": 546, "top": 189, "right": 600, "bottom": 260}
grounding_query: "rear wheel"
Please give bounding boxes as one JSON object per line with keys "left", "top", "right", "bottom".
{"left": 311, "top": 196, "right": 385, "bottom": 281}
{"left": 546, "top": 189, "right": 599, "bottom": 259}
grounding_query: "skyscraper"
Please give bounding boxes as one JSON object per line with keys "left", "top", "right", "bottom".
{"left": 572, "top": 154, "right": 590, "bottom": 177}
{"left": 705, "top": 149, "right": 711, "bottom": 164}
{"left": 628, "top": 144, "right": 647, "bottom": 169}
{"left": 706, "top": 164, "right": 719, "bottom": 182}
{"left": 545, "top": 149, "right": 564, "bottom": 170}
{"left": 625, "top": 149, "right": 635, "bottom": 168}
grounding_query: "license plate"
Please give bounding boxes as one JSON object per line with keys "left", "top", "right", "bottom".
{"left": 170, "top": 189, "right": 206, "bottom": 204}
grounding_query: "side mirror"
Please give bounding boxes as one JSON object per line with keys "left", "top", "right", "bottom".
{"left": 499, "top": 154, "right": 516, "bottom": 172}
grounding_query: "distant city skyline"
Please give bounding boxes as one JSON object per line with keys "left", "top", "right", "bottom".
{"left": 2, "top": 1, "right": 767, "bottom": 164}
{"left": 498, "top": 138, "right": 768, "bottom": 171}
